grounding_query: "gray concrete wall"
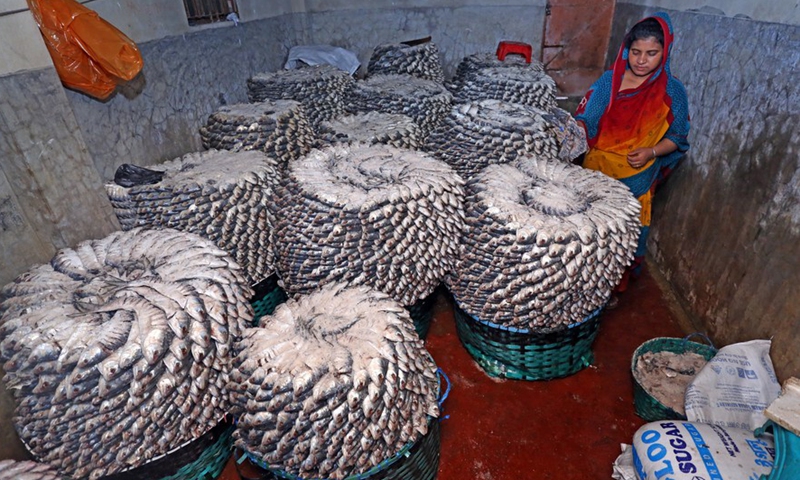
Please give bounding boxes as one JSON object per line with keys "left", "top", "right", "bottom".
{"left": 611, "top": 4, "right": 800, "bottom": 380}
{"left": 623, "top": 0, "right": 799, "bottom": 25}
{"left": 66, "top": 4, "right": 546, "bottom": 181}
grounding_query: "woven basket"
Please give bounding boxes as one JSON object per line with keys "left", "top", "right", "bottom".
{"left": 99, "top": 419, "right": 234, "bottom": 480}
{"left": 239, "top": 369, "right": 448, "bottom": 480}
{"left": 406, "top": 292, "right": 437, "bottom": 339}
{"left": 250, "top": 274, "right": 289, "bottom": 321}
{"left": 630, "top": 334, "right": 717, "bottom": 422}
{"left": 453, "top": 302, "right": 602, "bottom": 380}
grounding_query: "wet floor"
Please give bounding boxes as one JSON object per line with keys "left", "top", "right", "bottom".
{"left": 219, "top": 266, "right": 688, "bottom": 479}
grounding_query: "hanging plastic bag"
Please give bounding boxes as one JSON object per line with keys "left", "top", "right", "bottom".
{"left": 27, "top": 0, "right": 144, "bottom": 100}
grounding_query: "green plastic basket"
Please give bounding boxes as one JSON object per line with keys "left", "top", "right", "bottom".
{"left": 630, "top": 334, "right": 717, "bottom": 422}
{"left": 406, "top": 292, "right": 437, "bottom": 339}
{"left": 453, "top": 302, "right": 602, "bottom": 381}
{"left": 100, "top": 419, "right": 234, "bottom": 480}
{"left": 250, "top": 274, "right": 289, "bottom": 322}
{"left": 757, "top": 421, "right": 800, "bottom": 480}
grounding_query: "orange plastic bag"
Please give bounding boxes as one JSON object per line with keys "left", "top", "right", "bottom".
{"left": 27, "top": 0, "right": 143, "bottom": 100}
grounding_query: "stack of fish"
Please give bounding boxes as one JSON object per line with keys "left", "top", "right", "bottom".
{"left": 0, "top": 228, "right": 254, "bottom": 480}
{"left": 104, "top": 149, "right": 281, "bottom": 285}
{"left": 426, "top": 99, "right": 562, "bottom": 179}
{"left": 447, "top": 158, "right": 641, "bottom": 329}
{"left": 272, "top": 143, "right": 464, "bottom": 306}
{"left": 346, "top": 74, "right": 453, "bottom": 140}
{"left": 367, "top": 40, "right": 445, "bottom": 84}
{"left": 199, "top": 100, "right": 315, "bottom": 166}
{"left": 317, "top": 111, "right": 423, "bottom": 150}
{"left": 0, "top": 460, "right": 61, "bottom": 480}
{"left": 546, "top": 107, "right": 589, "bottom": 163}
{"left": 246, "top": 65, "right": 355, "bottom": 130}
{"left": 229, "top": 283, "right": 440, "bottom": 479}
{"left": 447, "top": 52, "right": 544, "bottom": 93}
{"left": 450, "top": 64, "right": 558, "bottom": 112}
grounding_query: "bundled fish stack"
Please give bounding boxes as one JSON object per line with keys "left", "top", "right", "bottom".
{"left": 0, "top": 460, "right": 61, "bottom": 480}
{"left": 547, "top": 107, "right": 589, "bottom": 163}
{"left": 0, "top": 228, "right": 254, "bottom": 480}
{"left": 367, "top": 40, "right": 445, "bottom": 84}
{"left": 346, "top": 74, "right": 453, "bottom": 139}
{"left": 246, "top": 65, "right": 355, "bottom": 130}
{"left": 317, "top": 111, "right": 423, "bottom": 150}
{"left": 447, "top": 52, "right": 544, "bottom": 92}
{"left": 273, "top": 143, "right": 464, "bottom": 306}
{"left": 104, "top": 149, "right": 281, "bottom": 285}
{"left": 426, "top": 99, "right": 561, "bottom": 179}
{"left": 229, "top": 283, "right": 440, "bottom": 479}
{"left": 199, "top": 100, "right": 315, "bottom": 166}
{"left": 450, "top": 64, "right": 558, "bottom": 112}
{"left": 447, "top": 158, "right": 641, "bottom": 329}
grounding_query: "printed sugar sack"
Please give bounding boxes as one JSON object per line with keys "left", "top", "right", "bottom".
{"left": 632, "top": 421, "right": 775, "bottom": 480}
{"left": 685, "top": 339, "right": 781, "bottom": 431}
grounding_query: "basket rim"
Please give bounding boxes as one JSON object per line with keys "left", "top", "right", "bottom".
{"left": 453, "top": 300, "right": 603, "bottom": 335}
{"left": 630, "top": 336, "right": 718, "bottom": 417}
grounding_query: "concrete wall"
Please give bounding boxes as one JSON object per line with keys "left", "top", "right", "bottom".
{"left": 66, "top": 3, "right": 547, "bottom": 181}
{"left": 623, "top": 0, "right": 800, "bottom": 25}
{"left": 610, "top": 4, "right": 800, "bottom": 380}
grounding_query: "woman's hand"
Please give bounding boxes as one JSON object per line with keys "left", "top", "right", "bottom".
{"left": 626, "top": 148, "right": 656, "bottom": 168}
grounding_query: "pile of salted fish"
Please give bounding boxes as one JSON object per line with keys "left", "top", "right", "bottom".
{"left": 450, "top": 63, "right": 557, "bottom": 112}
{"left": 447, "top": 158, "right": 641, "bottom": 329}
{"left": 447, "top": 52, "right": 545, "bottom": 93}
{"left": 229, "top": 283, "right": 439, "bottom": 479}
{"left": 0, "top": 228, "right": 254, "bottom": 480}
{"left": 426, "top": 99, "right": 562, "bottom": 179}
{"left": 346, "top": 74, "right": 453, "bottom": 139}
{"left": 272, "top": 143, "right": 464, "bottom": 306}
{"left": 247, "top": 65, "right": 355, "bottom": 130}
{"left": 546, "top": 107, "right": 589, "bottom": 163}
{"left": 105, "top": 149, "right": 281, "bottom": 285}
{"left": 0, "top": 460, "right": 61, "bottom": 480}
{"left": 367, "top": 40, "right": 445, "bottom": 84}
{"left": 199, "top": 100, "right": 315, "bottom": 166}
{"left": 317, "top": 111, "right": 423, "bottom": 150}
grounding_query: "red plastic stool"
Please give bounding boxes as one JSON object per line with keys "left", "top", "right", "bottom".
{"left": 496, "top": 41, "right": 533, "bottom": 63}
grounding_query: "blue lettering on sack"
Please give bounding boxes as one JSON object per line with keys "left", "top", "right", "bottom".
{"left": 737, "top": 367, "right": 758, "bottom": 379}
{"left": 745, "top": 438, "right": 774, "bottom": 468}
{"left": 639, "top": 429, "right": 675, "bottom": 479}
{"left": 684, "top": 423, "right": 723, "bottom": 480}
{"left": 660, "top": 422, "right": 697, "bottom": 474}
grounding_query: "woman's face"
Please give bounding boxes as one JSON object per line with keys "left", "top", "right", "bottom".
{"left": 627, "top": 37, "right": 663, "bottom": 77}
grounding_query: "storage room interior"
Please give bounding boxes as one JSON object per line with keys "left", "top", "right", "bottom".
{"left": 0, "top": 0, "right": 797, "bottom": 479}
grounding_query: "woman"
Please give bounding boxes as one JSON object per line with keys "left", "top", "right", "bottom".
{"left": 575, "top": 12, "right": 690, "bottom": 305}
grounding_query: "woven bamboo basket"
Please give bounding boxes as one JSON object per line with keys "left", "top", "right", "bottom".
{"left": 453, "top": 301, "right": 603, "bottom": 381}
{"left": 630, "top": 334, "right": 717, "bottom": 422}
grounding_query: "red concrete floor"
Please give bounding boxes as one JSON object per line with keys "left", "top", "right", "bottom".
{"left": 218, "top": 266, "right": 689, "bottom": 480}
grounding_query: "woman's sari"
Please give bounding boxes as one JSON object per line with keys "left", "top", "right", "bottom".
{"left": 575, "top": 12, "right": 690, "bottom": 291}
